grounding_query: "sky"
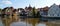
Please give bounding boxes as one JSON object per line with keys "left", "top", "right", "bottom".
{"left": 0, "top": 0, "right": 60, "bottom": 9}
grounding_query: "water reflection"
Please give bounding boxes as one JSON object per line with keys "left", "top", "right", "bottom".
{"left": 25, "top": 18, "right": 40, "bottom": 26}
{"left": 2, "top": 18, "right": 12, "bottom": 26}
{"left": 0, "top": 19, "right": 4, "bottom": 26}
{"left": 1, "top": 16, "right": 60, "bottom": 26}
{"left": 1, "top": 17, "right": 47, "bottom": 26}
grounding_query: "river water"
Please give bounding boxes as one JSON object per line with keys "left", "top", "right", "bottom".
{"left": 11, "top": 19, "right": 46, "bottom": 26}
{"left": 0, "top": 18, "right": 47, "bottom": 26}
{"left": 0, "top": 17, "right": 60, "bottom": 26}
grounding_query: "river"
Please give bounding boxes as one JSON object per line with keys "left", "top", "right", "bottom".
{"left": 0, "top": 17, "right": 60, "bottom": 26}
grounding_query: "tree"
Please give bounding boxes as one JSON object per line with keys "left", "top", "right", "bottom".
{"left": 32, "top": 7, "right": 36, "bottom": 18}
{"left": 36, "top": 11, "right": 42, "bottom": 18}
{"left": 0, "top": 8, "right": 2, "bottom": 17}
{"left": 32, "top": 7, "right": 42, "bottom": 18}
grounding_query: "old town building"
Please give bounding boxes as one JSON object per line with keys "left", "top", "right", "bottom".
{"left": 40, "top": 6, "right": 49, "bottom": 17}
{"left": 48, "top": 4, "right": 60, "bottom": 17}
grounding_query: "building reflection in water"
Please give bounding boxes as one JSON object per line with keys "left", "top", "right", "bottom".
{"left": 1, "top": 16, "right": 60, "bottom": 26}
{"left": 25, "top": 18, "right": 40, "bottom": 26}
{"left": 1, "top": 16, "right": 46, "bottom": 26}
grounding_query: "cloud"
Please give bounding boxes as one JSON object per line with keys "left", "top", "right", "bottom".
{"left": 2, "top": 0, "right": 12, "bottom": 4}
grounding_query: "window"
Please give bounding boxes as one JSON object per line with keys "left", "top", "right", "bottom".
{"left": 57, "top": 14, "right": 59, "bottom": 16}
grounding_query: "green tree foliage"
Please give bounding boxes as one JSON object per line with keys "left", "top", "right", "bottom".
{"left": 0, "top": 9, "right": 1, "bottom": 11}
{"left": 32, "top": 7, "right": 41, "bottom": 18}
{"left": 32, "top": 7, "right": 36, "bottom": 18}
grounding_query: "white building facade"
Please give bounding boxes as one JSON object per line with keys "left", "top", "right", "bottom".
{"left": 48, "top": 4, "right": 60, "bottom": 17}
